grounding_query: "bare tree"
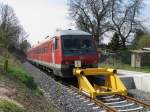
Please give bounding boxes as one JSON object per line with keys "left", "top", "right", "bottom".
{"left": 68, "top": 0, "right": 112, "bottom": 44}
{"left": 0, "top": 3, "right": 21, "bottom": 48}
{"left": 68, "top": 0, "right": 143, "bottom": 48}
{"left": 18, "top": 26, "right": 29, "bottom": 45}
{"left": 18, "top": 27, "right": 30, "bottom": 52}
{"left": 111, "top": 0, "right": 143, "bottom": 49}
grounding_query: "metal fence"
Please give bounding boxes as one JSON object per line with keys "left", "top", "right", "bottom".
{"left": 99, "top": 50, "right": 131, "bottom": 68}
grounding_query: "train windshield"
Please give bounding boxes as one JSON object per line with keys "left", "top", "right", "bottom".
{"left": 62, "top": 35, "right": 96, "bottom": 55}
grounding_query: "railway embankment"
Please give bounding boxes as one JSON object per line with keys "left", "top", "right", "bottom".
{"left": 3, "top": 48, "right": 150, "bottom": 111}
{"left": 0, "top": 48, "right": 57, "bottom": 112}
{"left": 23, "top": 61, "right": 104, "bottom": 112}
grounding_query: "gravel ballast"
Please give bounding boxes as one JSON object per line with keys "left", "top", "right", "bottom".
{"left": 128, "top": 89, "right": 150, "bottom": 104}
{"left": 22, "top": 62, "right": 104, "bottom": 112}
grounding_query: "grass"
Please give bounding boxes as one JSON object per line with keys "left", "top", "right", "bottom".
{"left": 0, "top": 48, "right": 57, "bottom": 112}
{"left": 7, "top": 67, "right": 37, "bottom": 89}
{"left": 0, "top": 73, "right": 57, "bottom": 112}
{"left": 100, "top": 50, "right": 150, "bottom": 73}
{"left": 100, "top": 63, "right": 150, "bottom": 73}
{"left": 0, "top": 49, "right": 37, "bottom": 89}
{"left": 0, "top": 99, "right": 25, "bottom": 112}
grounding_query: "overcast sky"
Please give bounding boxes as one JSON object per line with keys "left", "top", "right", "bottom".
{"left": 0, "top": 0, "right": 150, "bottom": 45}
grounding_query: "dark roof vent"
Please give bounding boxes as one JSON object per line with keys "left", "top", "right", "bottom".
{"left": 68, "top": 29, "right": 72, "bottom": 30}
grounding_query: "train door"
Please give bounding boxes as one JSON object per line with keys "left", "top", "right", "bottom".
{"left": 52, "top": 38, "right": 55, "bottom": 64}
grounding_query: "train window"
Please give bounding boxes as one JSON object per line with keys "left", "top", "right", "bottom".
{"left": 63, "top": 38, "right": 72, "bottom": 49}
{"left": 62, "top": 35, "right": 95, "bottom": 52}
{"left": 38, "top": 49, "right": 40, "bottom": 54}
{"left": 55, "top": 37, "right": 59, "bottom": 49}
{"left": 45, "top": 48, "right": 48, "bottom": 53}
{"left": 43, "top": 47, "right": 48, "bottom": 53}
{"left": 42, "top": 48, "right": 44, "bottom": 53}
{"left": 81, "top": 39, "right": 92, "bottom": 49}
{"left": 53, "top": 43, "right": 55, "bottom": 51}
{"left": 36, "top": 49, "right": 38, "bottom": 54}
{"left": 39, "top": 48, "right": 42, "bottom": 53}
{"left": 50, "top": 44, "right": 52, "bottom": 52}
{"left": 41, "top": 48, "right": 43, "bottom": 53}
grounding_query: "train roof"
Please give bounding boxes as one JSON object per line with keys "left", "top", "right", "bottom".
{"left": 27, "top": 30, "right": 91, "bottom": 52}
{"left": 56, "top": 30, "right": 91, "bottom": 36}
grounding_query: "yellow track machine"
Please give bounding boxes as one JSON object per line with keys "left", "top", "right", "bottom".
{"left": 73, "top": 66, "right": 127, "bottom": 99}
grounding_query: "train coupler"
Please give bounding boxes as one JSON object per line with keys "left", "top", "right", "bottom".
{"left": 73, "top": 67, "right": 127, "bottom": 99}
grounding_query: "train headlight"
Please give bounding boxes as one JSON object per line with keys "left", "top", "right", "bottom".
{"left": 62, "top": 60, "right": 69, "bottom": 65}
{"left": 94, "top": 60, "right": 97, "bottom": 63}
{"left": 64, "top": 61, "right": 69, "bottom": 65}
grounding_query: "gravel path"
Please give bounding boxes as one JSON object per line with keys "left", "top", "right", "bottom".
{"left": 22, "top": 62, "right": 103, "bottom": 112}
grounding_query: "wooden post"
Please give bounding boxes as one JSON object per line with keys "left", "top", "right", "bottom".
{"left": 4, "top": 59, "right": 8, "bottom": 72}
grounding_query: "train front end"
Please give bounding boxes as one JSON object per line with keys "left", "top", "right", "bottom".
{"left": 59, "top": 30, "right": 99, "bottom": 77}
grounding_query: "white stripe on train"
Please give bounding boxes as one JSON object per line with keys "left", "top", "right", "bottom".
{"left": 28, "top": 58, "right": 69, "bottom": 69}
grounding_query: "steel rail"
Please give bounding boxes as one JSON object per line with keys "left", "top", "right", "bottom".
{"left": 68, "top": 85, "right": 150, "bottom": 112}
{"left": 117, "top": 94, "right": 150, "bottom": 109}
{"left": 69, "top": 85, "right": 118, "bottom": 112}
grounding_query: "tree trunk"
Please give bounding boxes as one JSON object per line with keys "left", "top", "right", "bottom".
{"left": 93, "top": 34, "right": 99, "bottom": 45}
{"left": 121, "top": 38, "right": 127, "bottom": 50}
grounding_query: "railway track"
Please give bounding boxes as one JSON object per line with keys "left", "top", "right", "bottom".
{"left": 33, "top": 65, "right": 150, "bottom": 112}
{"left": 65, "top": 85, "right": 150, "bottom": 112}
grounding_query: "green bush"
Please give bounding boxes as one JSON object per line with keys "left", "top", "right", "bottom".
{"left": 137, "top": 34, "right": 150, "bottom": 48}
{"left": 116, "top": 51, "right": 131, "bottom": 64}
{"left": 8, "top": 67, "right": 37, "bottom": 89}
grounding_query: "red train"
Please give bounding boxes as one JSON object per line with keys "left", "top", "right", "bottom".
{"left": 27, "top": 30, "right": 99, "bottom": 77}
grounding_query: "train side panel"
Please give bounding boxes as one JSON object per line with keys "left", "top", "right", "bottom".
{"left": 27, "top": 36, "right": 64, "bottom": 76}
